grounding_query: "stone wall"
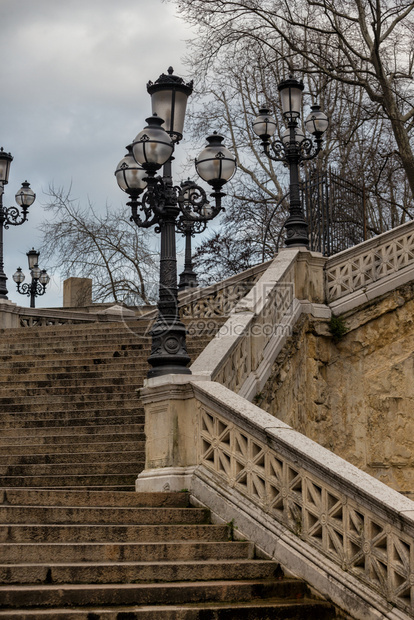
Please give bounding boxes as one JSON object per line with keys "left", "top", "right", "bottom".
{"left": 258, "top": 281, "right": 414, "bottom": 499}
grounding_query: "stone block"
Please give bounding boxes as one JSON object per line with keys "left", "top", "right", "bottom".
{"left": 63, "top": 277, "right": 92, "bottom": 307}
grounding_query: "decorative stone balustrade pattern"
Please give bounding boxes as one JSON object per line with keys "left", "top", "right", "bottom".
{"left": 197, "top": 403, "right": 414, "bottom": 617}
{"left": 18, "top": 309, "right": 99, "bottom": 328}
{"left": 180, "top": 280, "right": 258, "bottom": 320}
{"left": 179, "top": 262, "right": 270, "bottom": 321}
{"left": 326, "top": 222, "right": 414, "bottom": 302}
{"left": 20, "top": 316, "right": 83, "bottom": 327}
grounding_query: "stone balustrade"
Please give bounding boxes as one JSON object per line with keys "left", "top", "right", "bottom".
{"left": 326, "top": 219, "right": 414, "bottom": 310}
{"left": 138, "top": 377, "right": 414, "bottom": 619}
{"left": 178, "top": 260, "right": 270, "bottom": 320}
{"left": 191, "top": 248, "right": 328, "bottom": 400}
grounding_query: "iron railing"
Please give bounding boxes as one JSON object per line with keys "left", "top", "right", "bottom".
{"left": 302, "top": 167, "right": 366, "bottom": 256}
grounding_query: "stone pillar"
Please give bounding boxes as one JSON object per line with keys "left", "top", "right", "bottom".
{"left": 293, "top": 249, "right": 326, "bottom": 303}
{"left": 136, "top": 375, "right": 198, "bottom": 492}
{"left": 0, "top": 301, "right": 19, "bottom": 329}
{"left": 63, "top": 278, "right": 92, "bottom": 307}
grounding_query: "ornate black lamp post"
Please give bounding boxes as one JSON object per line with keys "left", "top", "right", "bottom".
{"left": 0, "top": 148, "right": 36, "bottom": 300}
{"left": 115, "top": 68, "right": 236, "bottom": 378}
{"left": 252, "top": 76, "right": 328, "bottom": 247}
{"left": 13, "top": 248, "right": 50, "bottom": 308}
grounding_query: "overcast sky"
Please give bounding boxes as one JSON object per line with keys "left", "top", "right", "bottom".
{"left": 0, "top": 0, "right": 195, "bottom": 307}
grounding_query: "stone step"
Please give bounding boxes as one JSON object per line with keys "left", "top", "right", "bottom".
{"left": 0, "top": 599, "right": 336, "bottom": 619}
{"left": 0, "top": 343, "right": 150, "bottom": 358}
{"left": 0, "top": 523, "right": 230, "bottom": 543}
{"left": 0, "top": 409, "right": 145, "bottom": 423}
{"left": 0, "top": 473, "right": 138, "bottom": 489}
{"left": 0, "top": 450, "right": 144, "bottom": 466}
{"left": 0, "top": 579, "right": 304, "bottom": 609}
{"left": 0, "top": 460, "right": 144, "bottom": 479}
{"left": 0, "top": 431, "right": 143, "bottom": 447}
{"left": 0, "top": 383, "right": 140, "bottom": 397}
{"left": 0, "top": 317, "right": 222, "bottom": 340}
{"left": 0, "top": 348, "right": 204, "bottom": 371}
{"left": 0, "top": 335, "right": 211, "bottom": 353}
{"left": 0, "top": 413, "right": 144, "bottom": 430}
{"left": 0, "top": 559, "right": 278, "bottom": 585}
{"left": 0, "top": 400, "right": 143, "bottom": 414}
{"left": 0, "top": 335, "right": 150, "bottom": 349}
{"left": 0, "top": 399, "right": 142, "bottom": 415}
{"left": 0, "top": 505, "right": 209, "bottom": 526}
{"left": 1, "top": 540, "right": 254, "bottom": 563}
{"left": 0, "top": 439, "right": 144, "bottom": 454}
{"left": 0, "top": 329, "right": 151, "bottom": 341}
{"left": 0, "top": 422, "right": 144, "bottom": 438}
{"left": 0, "top": 368, "right": 149, "bottom": 383}
{"left": 0, "top": 319, "right": 153, "bottom": 337}
{"left": 0, "top": 490, "right": 189, "bottom": 508}
{"left": 0, "top": 391, "right": 143, "bottom": 408}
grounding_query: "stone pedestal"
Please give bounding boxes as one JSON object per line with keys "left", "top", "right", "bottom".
{"left": 136, "top": 375, "right": 198, "bottom": 492}
{"left": 0, "top": 301, "right": 20, "bottom": 329}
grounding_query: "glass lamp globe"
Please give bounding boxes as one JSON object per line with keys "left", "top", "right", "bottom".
{"left": 305, "top": 105, "right": 329, "bottom": 136}
{"left": 147, "top": 67, "right": 193, "bottom": 143}
{"left": 195, "top": 133, "right": 237, "bottom": 189}
{"left": 12, "top": 268, "right": 25, "bottom": 284}
{"left": 39, "top": 270, "right": 50, "bottom": 286}
{"left": 115, "top": 145, "right": 147, "bottom": 194}
{"left": 0, "top": 148, "right": 13, "bottom": 184}
{"left": 278, "top": 76, "right": 304, "bottom": 120}
{"left": 252, "top": 108, "right": 277, "bottom": 140}
{"left": 132, "top": 114, "right": 174, "bottom": 170}
{"left": 31, "top": 264, "right": 41, "bottom": 280}
{"left": 15, "top": 181, "right": 35, "bottom": 208}
{"left": 26, "top": 248, "right": 40, "bottom": 270}
{"left": 281, "top": 127, "right": 305, "bottom": 145}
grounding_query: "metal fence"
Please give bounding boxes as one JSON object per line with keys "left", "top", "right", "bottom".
{"left": 302, "top": 167, "right": 366, "bottom": 256}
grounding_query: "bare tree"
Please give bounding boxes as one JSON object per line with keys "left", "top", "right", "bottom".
{"left": 173, "top": 0, "right": 414, "bottom": 197}
{"left": 168, "top": 0, "right": 414, "bottom": 281}
{"left": 39, "top": 186, "right": 158, "bottom": 304}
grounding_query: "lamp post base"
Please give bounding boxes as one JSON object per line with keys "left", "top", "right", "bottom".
{"left": 284, "top": 216, "right": 309, "bottom": 248}
{"left": 178, "top": 268, "right": 198, "bottom": 290}
{"left": 147, "top": 316, "right": 191, "bottom": 378}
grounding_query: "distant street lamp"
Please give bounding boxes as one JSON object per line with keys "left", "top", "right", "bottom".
{"left": 116, "top": 67, "right": 236, "bottom": 378}
{"left": 0, "top": 148, "right": 36, "bottom": 300}
{"left": 253, "top": 75, "right": 328, "bottom": 247}
{"left": 177, "top": 180, "right": 212, "bottom": 290}
{"left": 13, "top": 248, "right": 50, "bottom": 308}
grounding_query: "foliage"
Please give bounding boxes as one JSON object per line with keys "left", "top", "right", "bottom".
{"left": 39, "top": 185, "right": 158, "bottom": 304}
{"left": 328, "top": 314, "right": 348, "bottom": 341}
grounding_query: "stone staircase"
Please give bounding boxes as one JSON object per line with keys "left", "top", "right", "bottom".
{"left": 0, "top": 319, "right": 338, "bottom": 618}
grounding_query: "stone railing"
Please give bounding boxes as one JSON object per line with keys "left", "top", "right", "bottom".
{"left": 138, "top": 378, "right": 414, "bottom": 620}
{"left": 16, "top": 305, "right": 142, "bottom": 328}
{"left": 18, "top": 308, "right": 98, "bottom": 328}
{"left": 326, "top": 219, "right": 414, "bottom": 305}
{"left": 190, "top": 249, "right": 328, "bottom": 400}
{"left": 178, "top": 260, "right": 270, "bottom": 320}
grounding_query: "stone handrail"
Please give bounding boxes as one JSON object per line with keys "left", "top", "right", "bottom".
{"left": 190, "top": 249, "right": 328, "bottom": 400}
{"left": 138, "top": 377, "right": 414, "bottom": 619}
{"left": 325, "top": 219, "right": 414, "bottom": 304}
